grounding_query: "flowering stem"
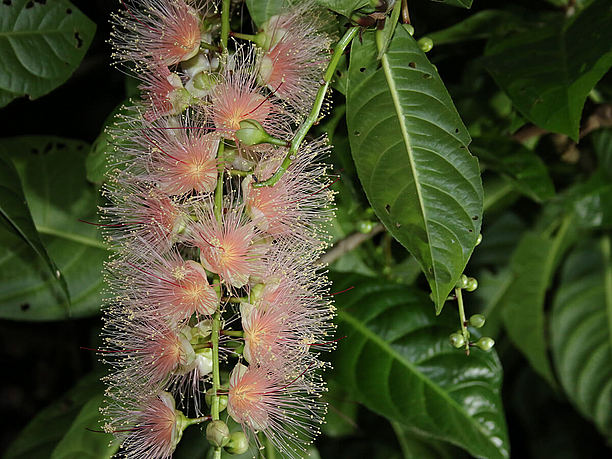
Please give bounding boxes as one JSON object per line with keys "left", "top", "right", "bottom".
{"left": 221, "top": 0, "right": 230, "bottom": 51}
{"left": 455, "top": 287, "right": 470, "bottom": 355}
{"left": 253, "top": 26, "right": 360, "bottom": 188}
{"left": 214, "top": 141, "right": 225, "bottom": 222}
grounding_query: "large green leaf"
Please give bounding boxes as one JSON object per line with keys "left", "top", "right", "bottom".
{"left": 551, "top": 237, "right": 612, "bottom": 439}
{"left": 0, "top": 137, "right": 106, "bottom": 321}
{"left": 435, "top": 0, "right": 473, "bottom": 8}
{"left": 501, "top": 219, "right": 577, "bottom": 387}
{"left": 332, "top": 274, "right": 508, "bottom": 459}
{"left": 471, "top": 137, "right": 555, "bottom": 203}
{"left": 51, "top": 394, "right": 119, "bottom": 459}
{"left": 593, "top": 128, "right": 612, "bottom": 178}
{"left": 428, "top": 10, "right": 522, "bottom": 46}
{"left": 346, "top": 26, "right": 483, "bottom": 313}
{"left": 391, "top": 422, "right": 466, "bottom": 459}
{"left": 315, "top": 0, "right": 369, "bottom": 17}
{"left": 0, "top": 0, "right": 95, "bottom": 107}
{"left": 0, "top": 151, "right": 70, "bottom": 305}
{"left": 4, "top": 372, "right": 105, "bottom": 459}
{"left": 484, "top": 0, "right": 612, "bottom": 140}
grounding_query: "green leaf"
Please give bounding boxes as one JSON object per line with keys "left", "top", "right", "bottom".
{"left": 501, "top": 219, "right": 577, "bottom": 387}
{"left": 471, "top": 137, "right": 555, "bottom": 203}
{"left": 470, "top": 212, "right": 526, "bottom": 269}
{"left": 0, "top": 0, "right": 96, "bottom": 107}
{"left": 551, "top": 237, "right": 612, "bottom": 439}
{"left": 428, "top": 10, "right": 522, "bottom": 46}
{"left": 0, "top": 151, "right": 70, "bottom": 306}
{"left": 346, "top": 27, "right": 483, "bottom": 313}
{"left": 245, "top": 0, "right": 286, "bottom": 28}
{"left": 332, "top": 273, "right": 508, "bottom": 459}
{"left": 0, "top": 137, "right": 106, "bottom": 321}
{"left": 484, "top": 0, "right": 612, "bottom": 140}
{"left": 4, "top": 372, "right": 104, "bottom": 459}
{"left": 51, "top": 394, "right": 119, "bottom": 459}
{"left": 321, "top": 380, "right": 359, "bottom": 438}
{"left": 316, "top": 0, "right": 370, "bottom": 17}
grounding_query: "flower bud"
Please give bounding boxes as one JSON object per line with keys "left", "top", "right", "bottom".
{"left": 418, "top": 37, "right": 433, "bottom": 53}
{"left": 403, "top": 24, "right": 415, "bottom": 36}
{"left": 465, "top": 277, "right": 478, "bottom": 292}
{"left": 449, "top": 332, "right": 465, "bottom": 348}
{"left": 455, "top": 274, "right": 469, "bottom": 289}
{"left": 206, "top": 420, "right": 230, "bottom": 447}
{"left": 224, "top": 431, "right": 249, "bottom": 455}
{"left": 476, "top": 233, "right": 482, "bottom": 246}
{"left": 234, "top": 119, "right": 288, "bottom": 147}
{"left": 475, "top": 337, "right": 495, "bottom": 351}
{"left": 357, "top": 220, "right": 374, "bottom": 234}
{"left": 468, "top": 314, "right": 486, "bottom": 328}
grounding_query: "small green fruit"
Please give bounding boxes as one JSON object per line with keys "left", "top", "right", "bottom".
{"left": 403, "top": 24, "right": 415, "bottom": 36}
{"left": 476, "top": 233, "right": 483, "bottom": 246}
{"left": 465, "top": 277, "right": 478, "bottom": 292}
{"left": 449, "top": 332, "right": 465, "bottom": 348}
{"left": 418, "top": 37, "right": 433, "bottom": 53}
{"left": 224, "top": 431, "right": 249, "bottom": 455}
{"left": 468, "top": 314, "right": 486, "bottom": 328}
{"left": 357, "top": 220, "right": 374, "bottom": 234}
{"left": 475, "top": 337, "right": 495, "bottom": 351}
{"left": 206, "top": 420, "right": 230, "bottom": 448}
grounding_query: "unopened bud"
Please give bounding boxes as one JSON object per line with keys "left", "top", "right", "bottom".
{"left": 357, "top": 220, "right": 374, "bottom": 234}
{"left": 456, "top": 274, "right": 469, "bottom": 289}
{"left": 403, "top": 24, "right": 415, "bottom": 36}
{"left": 475, "top": 337, "right": 495, "bottom": 351}
{"left": 476, "top": 233, "right": 482, "bottom": 246}
{"left": 224, "top": 431, "right": 249, "bottom": 455}
{"left": 449, "top": 332, "right": 465, "bottom": 348}
{"left": 418, "top": 37, "right": 433, "bottom": 53}
{"left": 234, "top": 119, "right": 288, "bottom": 147}
{"left": 206, "top": 420, "right": 230, "bottom": 447}
{"left": 468, "top": 314, "right": 486, "bottom": 328}
{"left": 465, "top": 277, "right": 478, "bottom": 292}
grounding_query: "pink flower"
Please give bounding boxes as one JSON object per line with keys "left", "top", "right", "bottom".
{"left": 257, "top": 2, "right": 333, "bottom": 116}
{"left": 111, "top": 0, "right": 202, "bottom": 68}
{"left": 105, "top": 391, "right": 183, "bottom": 459}
{"left": 190, "top": 205, "right": 269, "bottom": 288}
{"left": 242, "top": 138, "right": 334, "bottom": 245}
{"left": 102, "top": 179, "right": 187, "bottom": 253}
{"left": 141, "top": 113, "right": 220, "bottom": 195}
{"left": 108, "top": 248, "right": 218, "bottom": 323}
{"left": 139, "top": 67, "right": 190, "bottom": 121}
{"left": 227, "top": 362, "right": 325, "bottom": 457}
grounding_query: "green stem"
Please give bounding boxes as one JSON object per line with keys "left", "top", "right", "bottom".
{"left": 185, "top": 416, "right": 210, "bottom": 427}
{"left": 253, "top": 26, "right": 359, "bottom": 188}
{"left": 221, "top": 0, "right": 230, "bottom": 51}
{"left": 214, "top": 141, "right": 225, "bottom": 222}
{"left": 455, "top": 287, "right": 470, "bottom": 355}
{"left": 231, "top": 32, "right": 258, "bottom": 42}
{"left": 221, "top": 329, "right": 244, "bottom": 337}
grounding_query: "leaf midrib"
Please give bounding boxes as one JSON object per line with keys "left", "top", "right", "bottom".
{"left": 378, "top": 38, "right": 436, "bottom": 298}
{"left": 337, "top": 306, "right": 500, "bottom": 454}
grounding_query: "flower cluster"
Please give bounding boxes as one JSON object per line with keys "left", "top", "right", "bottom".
{"left": 100, "top": 1, "right": 337, "bottom": 457}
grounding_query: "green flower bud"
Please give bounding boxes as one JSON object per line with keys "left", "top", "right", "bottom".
{"left": 224, "top": 431, "right": 249, "bottom": 455}
{"left": 475, "top": 337, "right": 495, "bottom": 351}
{"left": 206, "top": 420, "right": 230, "bottom": 448}
{"left": 357, "top": 220, "right": 374, "bottom": 234}
{"left": 418, "top": 37, "right": 433, "bottom": 53}
{"left": 468, "top": 314, "right": 486, "bottom": 328}
{"left": 456, "top": 274, "right": 469, "bottom": 289}
{"left": 465, "top": 277, "right": 478, "bottom": 292}
{"left": 476, "top": 233, "right": 483, "bottom": 246}
{"left": 234, "top": 119, "right": 288, "bottom": 147}
{"left": 449, "top": 332, "right": 465, "bottom": 348}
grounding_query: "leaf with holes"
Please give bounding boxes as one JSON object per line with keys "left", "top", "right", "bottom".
{"left": 0, "top": 150, "right": 70, "bottom": 307}
{"left": 484, "top": 0, "right": 612, "bottom": 140}
{"left": 0, "top": 137, "right": 106, "bottom": 321}
{"left": 346, "top": 26, "right": 483, "bottom": 313}
{"left": 551, "top": 237, "right": 612, "bottom": 439}
{"left": 331, "top": 273, "right": 508, "bottom": 459}
{"left": 0, "top": 0, "right": 95, "bottom": 107}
